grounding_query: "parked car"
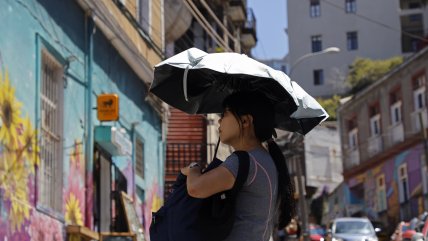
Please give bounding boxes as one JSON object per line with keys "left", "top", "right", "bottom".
{"left": 310, "top": 224, "right": 326, "bottom": 241}
{"left": 328, "top": 217, "right": 378, "bottom": 241}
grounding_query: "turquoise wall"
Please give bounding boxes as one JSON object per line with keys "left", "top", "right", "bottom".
{"left": 0, "top": 0, "right": 164, "bottom": 240}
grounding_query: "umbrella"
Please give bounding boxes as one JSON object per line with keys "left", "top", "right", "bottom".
{"left": 150, "top": 48, "right": 328, "bottom": 135}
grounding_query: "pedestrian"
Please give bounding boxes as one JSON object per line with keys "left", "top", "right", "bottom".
{"left": 181, "top": 91, "right": 297, "bottom": 241}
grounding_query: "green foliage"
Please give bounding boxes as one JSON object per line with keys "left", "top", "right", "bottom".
{"left": 346, "top": 56, "right": 403, "bottom": 95}
{"left": 317, "top": 95, "right": 341, "bottom": 121}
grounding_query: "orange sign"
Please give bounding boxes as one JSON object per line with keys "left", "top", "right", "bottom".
{"left": 97, "top": 94, "right": 119, "bottom": 121}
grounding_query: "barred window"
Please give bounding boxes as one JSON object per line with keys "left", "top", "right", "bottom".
{"left": 135, "top": 138, "right": 145, "bottom": 179}
{"left": 38, "top": 49, "right": 64, "bottom": 212}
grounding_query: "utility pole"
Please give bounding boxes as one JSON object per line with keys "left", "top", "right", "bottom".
{"left": 295, "top": 156, "right": 309, "bottom": 241}
{"left": 419, "top": 112, "right": 428, "bottom": 169}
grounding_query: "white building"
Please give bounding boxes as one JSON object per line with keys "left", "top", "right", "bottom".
{"left": 287, "top": 0, "right": 428, "bottom": 98}
{"left": 304, "top": 122, "right": 343, "bottom": 195}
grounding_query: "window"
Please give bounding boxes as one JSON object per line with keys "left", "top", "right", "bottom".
{"left": 39, "top": 49, "right": 64, "bottom": 212}
{"left": 138, "top": 0, "right": 151, "bottom": 34}
{"left": 414, "top": 87, "right": 426, "bottom": 110}
{"left": 345, "top": 0, "right": 356, "bottom": 13}
{"left": 313, "top": 69, "right": 324, "bottom": 85}
{"left": 348, "top": 128, "right": 358, "bottom": 149}
{"left": 398, "top": 164, "right": 410, "bottom": 203}
{"left": 135, "top": 137, "right": 145, "bottom": 179}
{"left": 390, "top": 101, "right": 402, "bottom": 125}
{"left": 413, "top": 74, "right": 426, "bottom": 110}
{"left": 377, "top": 175, "right": 387, "bottom": 211}
{"left": 370, "top": 114, "right": 381, "bottom": 137}
{"left": 347, "top": 32, "right": 358, "bottom": 50}
{"left": 421, "top": 154, "right": 428, "bottom": 195}
{"left": 311, "top": 35, "right": 322, "bottom": 52}
{"left": 390, "top": 90, "right": 402, "bottom": 125}
{"left": 369, "top": 104, "right": 381, "bottom": 136}
{"left": 310, "top": 0, "right": 321, "bottom": 18}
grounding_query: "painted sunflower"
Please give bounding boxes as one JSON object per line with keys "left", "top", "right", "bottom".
{"left": 0, "top": 71, "right": 22, "bottom": 150}
{"left": 65, "top": 193, "right": 84, "bottom": 226}
{"left": 21, "top": 116, "right": 40, "bottom": 168}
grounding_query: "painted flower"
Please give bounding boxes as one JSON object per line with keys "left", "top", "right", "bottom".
{"left": 0, "top": 71, "right": 22, "bottom": 149}
{"left": 20, "top": 115, "right": 40, "bottom": 168}
{"left": 29, "top": 212, "right": 63, "bottom": 241}
{"left": 6, "top": 160, "right": 31, "bottom": 232}
{"left": 65, "top": 193, "right": 84, "bottom": 226}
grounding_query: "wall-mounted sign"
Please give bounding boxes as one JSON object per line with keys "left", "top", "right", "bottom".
{"left": 97, "top": 94, "right": 119, "bottom": 121}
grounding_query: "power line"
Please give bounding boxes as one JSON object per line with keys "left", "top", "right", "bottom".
{"left": 321, "top": 0, "right": 428, "bottom": 42}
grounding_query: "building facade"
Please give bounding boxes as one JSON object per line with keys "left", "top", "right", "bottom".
{"left": 0, "top": 0, "right": 166, "bottom": 240}
{"left": 338, "top": 46, "right": 428, "bottom": 227}
{"left": 287, "top": 0, "right": 428, "bottom": 98}
{"left": 304, "top": 122, "right": 343, "bottom": 196}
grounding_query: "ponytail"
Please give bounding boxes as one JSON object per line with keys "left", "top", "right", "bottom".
{"left": 267, "top": 140, "right": 296, "bottom": 229}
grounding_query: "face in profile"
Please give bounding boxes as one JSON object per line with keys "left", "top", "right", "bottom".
{"left": 218, "top": 109, "right": 241, "bottom": 146}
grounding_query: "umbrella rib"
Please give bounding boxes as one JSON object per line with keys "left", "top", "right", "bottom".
{"left": 183, "top": 66, "right": 190, "bottom": 102}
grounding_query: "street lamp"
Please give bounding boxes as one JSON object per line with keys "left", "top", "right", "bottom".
{"left": 287, "top": 46, "right": 340, "bottom": 241}
{"left": 289, "top": 47, "right": 341, "bottom": 76}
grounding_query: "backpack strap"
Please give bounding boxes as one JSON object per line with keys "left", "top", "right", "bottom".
{"left": 231, "top": 151, "right": 250, "bottom": 194}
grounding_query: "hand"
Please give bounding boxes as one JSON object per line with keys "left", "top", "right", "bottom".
{"left": 181, "top": 166, "right": 190, "bottom": 176}
{"left": 181, "top": 162, "right": 200, "bottom": 176}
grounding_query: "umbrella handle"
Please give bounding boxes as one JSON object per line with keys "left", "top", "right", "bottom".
{"left": 183, "top": 65, "right": 190, "bottom": 102}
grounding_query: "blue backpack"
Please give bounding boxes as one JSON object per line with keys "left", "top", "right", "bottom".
{"left": 150, "top": 151, "right": 250, "bottom": 241}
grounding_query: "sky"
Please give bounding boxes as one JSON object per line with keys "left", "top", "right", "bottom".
{"left": 247, "top": 0, "right": 288, "bottom": 60}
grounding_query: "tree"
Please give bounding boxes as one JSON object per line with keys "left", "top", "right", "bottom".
{"left": 317, "top": 95, "right": 341, "bottom": 121}
{"left": 346, "top": 56, "right": 403, "bottom": 95}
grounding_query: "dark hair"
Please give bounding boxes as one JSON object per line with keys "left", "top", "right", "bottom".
{"left": 222, "top": 91, "right": 296, "bottom": 229}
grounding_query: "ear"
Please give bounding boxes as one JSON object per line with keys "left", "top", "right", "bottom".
{"left": 241, "top": 115, "right": 253, "bottom": 128}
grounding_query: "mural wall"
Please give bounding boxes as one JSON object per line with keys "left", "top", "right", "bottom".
{"left": 347, "top": 144, "right": 424, "bottom": 225}
{"left": 0, "top": 0, "right": 165, "bottom": 240}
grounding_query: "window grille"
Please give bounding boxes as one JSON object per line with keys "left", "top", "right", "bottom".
{"left": 38, "top": 49, "right": 64, "bottom": 213}
{"left": 135, "top": 138, "right": 145, "bottom": 179}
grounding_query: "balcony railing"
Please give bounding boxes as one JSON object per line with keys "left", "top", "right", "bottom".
{"left": 411, "top": 108, "right": 427, "bottom": 133}
{"left": 388, "top": 122, "right": 404, "bottom": 145}
{"left": 368, "top": 134, "right": 383, "bottom": 157}
{"left": 241, "top": 8, "right": 257, "bottom": 48}
{"left": 164, "top": 143, "right": 216, "bottom": 198}
{"left": 344, "top": 148, "right": 360, "bottom": 171}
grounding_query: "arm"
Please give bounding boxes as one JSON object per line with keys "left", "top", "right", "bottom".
{"left": 181, "top": 163, "right": 235, "bottom": 198}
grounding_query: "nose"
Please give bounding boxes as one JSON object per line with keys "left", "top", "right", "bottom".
{"left": 218, "top": 117, "right": 222, "bottom": 125}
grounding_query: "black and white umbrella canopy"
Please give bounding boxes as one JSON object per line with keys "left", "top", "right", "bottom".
{"left": 150, "top": 48, "right": 328, "bottom": 135}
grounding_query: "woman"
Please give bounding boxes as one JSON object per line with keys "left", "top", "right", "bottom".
{"left": 181, "top": 91, "right": 296, "bottom": 241}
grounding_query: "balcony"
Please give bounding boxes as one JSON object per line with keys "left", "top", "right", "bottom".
{"left": 400, "top": 0, "right": 425, "bottom": 10}
{"left": 241, "top": 8, "right": 257, "bottom": 48}
{"left": 411, "top": 108, "right": 427, "bottom": 133}
{"left": 388, "top": 122, "right": 404, "bottom": 145}
{"left": 368, "top": 134, "right": 383, "bottom": 157}
{"left": 164, "top": 0, "right": 193, "bottom": 43}
{"left": 344, "top": 148, "right": 360, "bottom": 170}
{"left": 228, "top": 0, "right": 246, "bottom": 23}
